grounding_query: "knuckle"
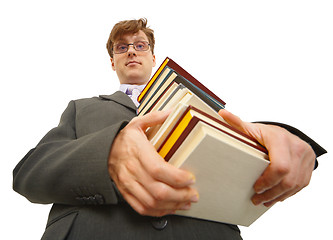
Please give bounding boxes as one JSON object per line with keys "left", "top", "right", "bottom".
{"left": 153, "top": 185, "right": 169, "bottom": 201}
{"left": 261, "top": 177, "right": 276, "bottom": 188}
{"left": 281, "top": 179, "right": 296, "bottom": 190}
{"left": 125, "top": 160, "right": 137, "bottom": 174}
{"left": 173, "top": 176, "right": 184, "bottom": 186}
{"left": 275, "top": 163, "right": 290, "bottom": 176}
{"left": 145, "top": 198, "right": 159, "bottom": 209}
{"left": 117, "top": 173, "right": 130, "bottom": 189}
{"left": 151, "top": 164, "right": 164, "bottom": 178}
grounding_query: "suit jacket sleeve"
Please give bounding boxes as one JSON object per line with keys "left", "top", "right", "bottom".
{"left": 256, "top": 121, "right": 327, "bottom": 169}
{"left": 13, "top": 100, "right": 128, "bottom": 206}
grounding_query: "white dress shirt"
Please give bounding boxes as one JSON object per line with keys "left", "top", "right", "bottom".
{"left": 119, "top": 84, "right": 146, "bottom": 107}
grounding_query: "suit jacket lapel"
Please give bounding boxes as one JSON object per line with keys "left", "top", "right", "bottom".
{"left": 99, "top": 91, "right": 137, "bottom": 112}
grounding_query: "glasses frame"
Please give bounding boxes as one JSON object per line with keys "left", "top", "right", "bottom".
{"left": 113, "top": 41, "right": 151, "bottom": 54}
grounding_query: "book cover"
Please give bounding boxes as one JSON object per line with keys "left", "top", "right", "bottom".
{"left": 138, "top": 57, "right": 226, "bottom": 110}
{"left": 141, "top": 57, "right": 271, "bottom": 226}
{"left": 137, "top": 67, "right": 174, "bottom": 113}
{"left": 158, "top": 105, "right": 267, "bottom": 161}
{"left": 148, "top": 93, "right": 225, "bottom": 151}
{"left": 168, "top": 121, "right": 270, "bottom": 226}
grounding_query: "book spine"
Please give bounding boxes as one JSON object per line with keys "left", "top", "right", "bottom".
{"left": 167, "top": 58, "right": 226, "bottom": 106}
{"left": 138, "top": 58, "right": 169, "bottom": 103}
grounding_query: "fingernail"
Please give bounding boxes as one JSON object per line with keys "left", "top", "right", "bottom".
{"left": 180, "top": 203, "right": 191, "bottom": 210}
{"left": 255, "top": 189, "right": 265, "bottom": 194}
{"left": 254, "top": 184, "right": 265, "bottom": 194}
{"left": 188, "top": 174, "right": 196, "bottom": 185}
{"left": 251, "top": 197, "right": 261, "bottom": 206}
{"left": 264, "top": 202, "right": 274, "bottom": 208}
{"left": 191, "top": 193, "right": 199, "bottom": 202}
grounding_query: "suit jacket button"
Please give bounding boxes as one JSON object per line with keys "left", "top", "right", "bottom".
{"left": 95, "top": 194, "right": 105, "bottom": 205}
{"left": 151, "top": 217, "right": 168, "bottom": 230}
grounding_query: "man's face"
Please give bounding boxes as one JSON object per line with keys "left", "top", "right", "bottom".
{"left": 111, "top": 30, "right": 156, "bottom": 85}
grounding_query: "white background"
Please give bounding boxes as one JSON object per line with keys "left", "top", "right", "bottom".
{"left": 1, "top": 0, "right": 331, "bottom": 239}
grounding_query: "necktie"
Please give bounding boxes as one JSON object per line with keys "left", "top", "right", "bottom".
{"left": 125, "top": 85, "right": 141, "bottom": 107}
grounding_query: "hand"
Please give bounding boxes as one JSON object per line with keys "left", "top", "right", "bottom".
{"left": 219, "top": 109, "right": 316, "bottom": 207}
{"left": 108, "top": 110, "right": 199, "bottom": 217}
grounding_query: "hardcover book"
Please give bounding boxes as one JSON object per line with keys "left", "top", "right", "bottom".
{"left": 140, "top": 57, "right": 271, "bottom": 226}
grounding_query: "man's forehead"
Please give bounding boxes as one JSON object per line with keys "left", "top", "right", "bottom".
{"left": 115, "top": 30, "right": 148, "bottom": 43}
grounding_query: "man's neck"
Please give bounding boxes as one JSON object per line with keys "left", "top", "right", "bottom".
{"left": 119, "top": 84, "right": 146, "bottom": 94}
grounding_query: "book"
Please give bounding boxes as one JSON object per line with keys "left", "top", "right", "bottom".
{"left": 137, "top": 67, "right": 177, "bottom": 114}
{"left": 158, "top": 105, "right": 267, "bottom": 161}
{"left": 168, "top": 120, "right": 270, "bottom": 226}
{"left": 140, "top": 57, "right": 271, "bottom": 226}
{"left": 138, "top": 58, "right": 226, "bottom": 115}
{"left": 146, "top": 91, "right": 226, "bottom": 150}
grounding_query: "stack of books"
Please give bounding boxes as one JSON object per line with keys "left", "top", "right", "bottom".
{"left": 137, "top": 57, "right": 271, "bottom": 227}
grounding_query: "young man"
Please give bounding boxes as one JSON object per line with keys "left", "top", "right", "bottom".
{"left": 13, "top": 18, "right": 326, "bottom": 239}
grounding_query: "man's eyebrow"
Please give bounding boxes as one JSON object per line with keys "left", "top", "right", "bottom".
{"left": 114, "top": 39, "right": 125, "bottom": 43}
{"left": 115, "top": 36, "right": 147, "bottom": 43}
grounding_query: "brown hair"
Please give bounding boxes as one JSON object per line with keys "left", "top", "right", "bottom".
{"left": 106, "top": 18, "right": 155, "bottom": 58}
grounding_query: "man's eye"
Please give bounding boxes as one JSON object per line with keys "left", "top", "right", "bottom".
{"left": 136, "top": 43, "right": 144, "bottom": 49}
{"left": 118, "top": 45, "right": 127, "bottom": 50}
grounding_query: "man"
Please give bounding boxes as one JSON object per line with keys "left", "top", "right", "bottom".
{"left": 13, "top": 18, "right": 326, "bottom": 239}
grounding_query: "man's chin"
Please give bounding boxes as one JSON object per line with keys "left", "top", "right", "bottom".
{"left": 122, "top": 77, "right": 147, "bottom": 85}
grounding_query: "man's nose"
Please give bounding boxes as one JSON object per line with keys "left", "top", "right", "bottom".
{"left": 127, "top": 45, "right": 137, "bottom": 56}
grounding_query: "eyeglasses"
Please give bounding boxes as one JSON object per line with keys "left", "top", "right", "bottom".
{"left": 113, "top": 41, "right": 151, "bottom": 54}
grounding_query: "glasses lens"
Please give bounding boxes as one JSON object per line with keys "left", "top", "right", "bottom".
{"left": 113, "top": 41, "right": 150, "bottom": 54}
{"left": 134, "top": 41, "right": 149, "bottom": 51}
{"left": 114, "top": 44, "right": 128, "bottom": 54}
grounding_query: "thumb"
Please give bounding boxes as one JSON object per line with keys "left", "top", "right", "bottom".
{"left": 135, "top": 109, "right": 172, "bottom": 131}
{"left": 218, "top": 109, "right": 248, "bottom": 134}
{"left": 219, "top": 109, "right": 267, "bottom": 147}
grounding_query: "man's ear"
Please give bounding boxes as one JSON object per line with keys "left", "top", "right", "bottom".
{"left": 152, "top": 55, "right": 156, "bottom": 67}
{"left": 111, "top": 57, "right": 116, "bottom": 71}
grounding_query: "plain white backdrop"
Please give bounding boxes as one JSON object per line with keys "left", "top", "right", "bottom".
{"left": 1, "top": 0, "right": 331, "bottom": 239}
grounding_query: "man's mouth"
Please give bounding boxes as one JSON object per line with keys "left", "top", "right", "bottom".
{"left": 126, "top": 61, "right": 141, "bottom": 66}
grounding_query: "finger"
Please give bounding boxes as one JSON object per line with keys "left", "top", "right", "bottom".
{"left": 259, "top": 187, "right": 302, "bottom": 208}
{"left": 252, "top": 183, "right": 290, "bottom": 206}
{"left": 122, "top": 175, "right": 197, "bottom": 216}
{"left": 252, "top": 163, "right": 303, "bottom": 206}
{"left": 146, "top": 181, "right": 199, "bottom": 204}
{"left": 119, "top": 146, "right": 199, "bottom": 209}
{"left": 219, "top": 109, "right": 266, "bottom": 147}
{"left": 218, "top": 109, "right": 247, "bottom": 133}
{"left": 253, "top": 128, "right": 292, "bottom": 194}
{"left": 121, "top": 187, "right": 174, "bottom": 217}
{"left": 120, "top": 124, "right": 196, "bottom": 189}
{"left": 254, "top": 158, "right": 290, "bottom": 194}
{"left": 114, "top": 165, "right": 174, "bottom": 216}
{"left": 132, "top": 153, "right": 199, "bottom": 204}
{"left": 141, "top": 153, "right": 196, "bottom": 188}
{"left": 133, "top": 110, "right": 172, "bottom": 132}
{"left": 131, "top": 131, "right": 196, "bottom": 189}
{"left": 128, "top": 155, "right": 198, "bottom": 202}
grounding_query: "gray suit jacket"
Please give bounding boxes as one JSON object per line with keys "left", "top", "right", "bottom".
{"left": 13, "top": 91, "right": 325, "bottom": 240}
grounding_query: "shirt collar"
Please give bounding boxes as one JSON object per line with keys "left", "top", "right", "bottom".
{"left": 119, "top": 84, "right": 146, "bottom": 94}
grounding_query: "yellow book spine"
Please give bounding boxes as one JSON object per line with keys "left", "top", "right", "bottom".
{"left": 138, "top": 58, "right": 169, "bottom": 102}
{"left": 158, "top": 110, "right": 193, "bottom": 158}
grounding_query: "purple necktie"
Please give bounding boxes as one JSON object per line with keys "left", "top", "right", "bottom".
{"left": 126, "top": 85, "right": 141, "bottom": 107}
